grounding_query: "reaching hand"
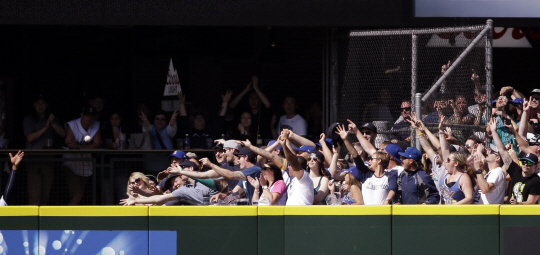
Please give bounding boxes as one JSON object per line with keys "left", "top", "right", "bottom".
{"left": 332, "top": 145, "right": 339, "bottom": 155}
{"left": 177, "top": 92, "right": 186, "bottom": 104}
{"left": 281, "top": 129, "right": 291, "bottom": 140}
{"left": 139, "top": 111, "right": 149, "bottom": 123}
{"left": 210, "top": 193, "right": 227, "bottom": 203}
{"left": 9, "top": 150, "right": 24, "bottom": 168}
{"left": 328, "top": 181, "right": 335, "bottom": 194}
{"left": 319, "top": 133, "right": 326, "bottom": 143}
{"left": 199, "top": 158, "right": 212, "bottom": 167}
{"left": 442, "top": 60, "right": 451, "bottom": 74}
{"left": 170, "top": 110, "right": 178, "bottom": 121}
{"left": 523, "top": 97, "right": 532, "bottom": 113}
{"left": 120, "top": 194, "right": 136, "bottom": 206}
{"left": 222, "top": 90, "right": 233, "bottom": 104}
{"left": 236, "top": 139, "right": 252, "bottom": 148}
{"left": 335, "top": 124, "right": 349, "bottom": 140}
{"left": 471, "top": 69, "right": 480, "bottom": 85}
{"left": 347, "top": 119, "right": 358, "bottom": 134}
{"left": 438, "top": 115, "right": 446, "bottom": 131}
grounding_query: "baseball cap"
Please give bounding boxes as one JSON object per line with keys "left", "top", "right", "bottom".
{"left": 159, "top": 174, "right": 180, "bottom": 192}
{"left": 343, "top": 166, "right": 361, "bottom": 180}
{"left": 360, "top": 123, "right": 377, "bottom": 133}
{"left": 326, "top": 123, "right": 344, "bottom": 147}
{"left": 179, "top": 160, "right": 199, "bottom": 171}
{"left": 384, "top": 144, "right": 404, "bottom": 164}
{"left": 234, "top": 147, "right": 257, "bottom": 161}
{"left": 510, "top": 98, "right": 524, "bottom": 105}
{"left": 212, "top": 142, "right": 224, "bottom": 150}
{"left": 519, "top": 152, "right": 538, "bottom": 164}
{"left": 398, "top": 147, "right": 422, "bottom": 162}
{"left": 448, "top": 144, "right": 464, "bottom": 153}
{"left": 527, "top": 133, "right": 540, "bottom": 145}
{"left": 81, "top": 106, "right": 97, "bottom": 115}
{"left": 395, "top": 141, "right": 409, "bottom": 152}
{"left": 309, "top": 151, "right": 325, "bottom": 163}
{"left": 168, "top": 150, "right": 188, "bottom": 160}
{"left": 223, "top": 140, "right": 242, "bottom": 151}
{"left": 531, "top": 89, "right": 540, "bottom": 95}
{"left": 297, "top": 145, "right": 315, "bottom": 154}
{"left": 315, "top": 138, "right": 333, "bottom": 148}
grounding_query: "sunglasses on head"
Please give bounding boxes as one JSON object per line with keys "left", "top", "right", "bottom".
{"left": 521, "top": 160, "right": 534, "bottom": 166}
{"left": 401, "top": 107, "right": 411, "bottom": 111}
{"left": 130, "top": 178, "right": 141, "bottom": 185}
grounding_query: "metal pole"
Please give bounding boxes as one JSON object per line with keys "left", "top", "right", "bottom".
{"left": 411, "top": 34, "right": 418, "bottom": 148}
{"left": 350, "top": 25, "right": 485, "bottom": 37}
{"left": 422, "top": 25, "right": 491, "bottom": 103}
{"left": 485, "top": 19, "right": 493, "bottom": 145}
{"left": 330, "top": 28, "right": 339, "bottom": 124}
{"left": 415, "top": 93, "right": 422, "bottom": 151}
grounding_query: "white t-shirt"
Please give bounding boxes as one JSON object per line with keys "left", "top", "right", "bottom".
{"left": 282, "top": 170, "right": 291, "bottom": 187}
{"left": 476, "top": 167, "right": 506, "bottom": 204}
{"left": 276, "top": 114, "right": 307, "bottom": 136}
{"left": 362, "top": 173, "right": 392, "bottom": 205}
{"left": 286, "top": 170, "right": 314, "bottom": 205}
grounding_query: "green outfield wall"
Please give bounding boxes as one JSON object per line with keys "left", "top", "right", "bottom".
{"left": 1, "top": 205, "right": 539, "bottom": 255}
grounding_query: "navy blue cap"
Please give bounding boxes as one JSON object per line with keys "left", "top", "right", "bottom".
{"left": 398, "top": 147, "right": 422, "bottom": 162}
{"left": 180, "top": 160, "right": 199, "bottom": 171}
{"left": 234, "top": 147, "right": 257, "bottom": 161}
{"left": 297, "top": 145, "right": 315, "bottom": 154}
{"left": 309, "top": 151, "right": 325, "bottom": 163}
{"left": 385, "top": 144, "right": 404, "bottom": 164}
{"left": 343, "top": 166, "right": 361, "bottom": 180}
{"left": 315, "top": 138, "right": 333, "bottom": 148}
{"left": 168, "top": 150, "right": 188, "bottom": 160}
{"left": 519, "top": 152, "right": 538, "bottom": 164}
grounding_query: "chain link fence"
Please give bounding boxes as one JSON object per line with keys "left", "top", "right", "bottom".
{"left": 338, "top": 21, "right": 493, "bottom": 148}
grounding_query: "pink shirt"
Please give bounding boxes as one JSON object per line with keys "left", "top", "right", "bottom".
{"left": 267, "top": 180, "right": 287, "bottom": 205}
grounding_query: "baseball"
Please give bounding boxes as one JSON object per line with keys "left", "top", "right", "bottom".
{"left": 84, "top": 135, "right": 92, "bottom": 143}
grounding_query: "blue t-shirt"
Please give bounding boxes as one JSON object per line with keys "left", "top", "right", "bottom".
{"left": 236, "top": 165, "right": 262, "bottom": 204}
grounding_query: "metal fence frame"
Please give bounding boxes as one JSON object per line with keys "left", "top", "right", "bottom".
{"left": 345, "top": 20, "right": 494, "bottom": 149}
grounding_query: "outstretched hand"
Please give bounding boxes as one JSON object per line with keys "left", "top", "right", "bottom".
{"left": 335, "top": 124, "right": 349, "bottom": 140}
{"left": 10, "top": 151, "right": 24, "bottom": 169}
{"left": 347, "top": 119, "right": 358, "bottom": 134}
{"left": 236, "top": 139, "right": 252, "bottom": 147}
{"left": 222, "top": 90, "right": 233, "bottom": 103}
{"left": 177, "top": 92, "right": 186, "bottom": 104}
{"left": 120, "top": 194, "right": 136, "bottom": 206}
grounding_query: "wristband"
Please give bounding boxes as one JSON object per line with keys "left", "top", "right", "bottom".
{"left": 417, "top": 133, "right": 424, "bottom": 136}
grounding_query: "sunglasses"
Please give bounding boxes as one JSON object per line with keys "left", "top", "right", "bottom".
{"left": 532, "top": 97, "right": 540, "bottom": 101}
{"left": 308, "top": 157, "right": 319, "bottom": 161}
{"left": 446, "top": 158, "right": 454, "bottom": 163}
{"left": 361, "top": 131, "right": 372, "bottom": 135}
{"left": 369, "top": 157, "right": 379, "bottom": 161}
{"left": 530, "top": 142, "right": 540, "bottom": 146}
{"left": 130, "top": 178, "right": 141, "bottom": 185}
{"left": 465, "top": 144, "right": 473, "bottom": 148}
{"left": 401, "top": 107, "right": 411, "bottom": 111}
{"left": 521, "top": 160, "right": 534, "bottom": 166}
{"left": 154, "top": 118, "right": 167, "bottom": 121}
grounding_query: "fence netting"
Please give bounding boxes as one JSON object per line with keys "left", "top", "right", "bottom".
{"left": 338, "top": 25, "right": 489, "bottom": 147}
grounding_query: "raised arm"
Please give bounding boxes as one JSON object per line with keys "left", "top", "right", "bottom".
{"left": 438, "top": 116, "right": 450, "bottom": 163}
{"left": 167, "top": 111, "right": 178, "bottom": 137}
{"left": 289, "top": 131, "right": 317, "bottom": 148}
{"left": 120, "top": 193, "right": 177, "bottom": 206}
{"left": 219, "top": 90, "right": 233, "bottom": 116}
{"left": 199, "top": 157, "right": 246, "bottom": 180}
{"left": 328, "top": 145, "right": 346, "bottom": 181}
{"left": 167, "top": 163, "right": 221, "bottom": 179}
{"left": 488, "top": 117, "right": 513, "bottom": 172}
{"left": 229, "top": 81, "right": 252, "bottom": 109}
{"left": 336, "top": 124, "right": 357, "bottom": 159}
{"left": 238, "top": 139, "right": 285, "bottom": 168}
{"left": 177, "top": 92, "right": 188, "bottom": 116}
{"left": 317, "top": 133, "right": 333, "bottom": 168}
{"left": 347, "top": 119, "right": 376, "bottom": 156}
{"left": 519, "top": 97, "right": 532, "bottom": 137}
{"left": 251, "top": 76, "right": 271, "bottom": 109}
{"left": 281, "top": 130, "right": 303, "bottom": 178}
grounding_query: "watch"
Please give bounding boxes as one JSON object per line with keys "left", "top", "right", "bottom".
{"left": 262, "top": 186, "right": 268, "bottom": 190}
{"left": 475, "top": 169, "right": 483, "bottom": 174}
{"left": 385, "top": 198, "right": 391, "bottom": 201}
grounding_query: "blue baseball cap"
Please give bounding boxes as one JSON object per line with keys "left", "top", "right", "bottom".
{"left": 510, "top": 98, "right": 524, "bottom": 105}
{"left": 315, "top": 138, "right": 333, "bottom": 148}
{"left": 343, "top": 166, "right": 361, "bottom": 180}
{"left": 384, "top": 144, "right": 404, "bottom": 164}
{"left": 397, "top": 147, "right": 422, "bottom": 162}
{"left": 298, "top": 145, "right": 315, "bottom": 154}
{"left": 168, "top": 150, "right": 188, "bottom": 160}
{"left": 267, "top": 140, "right": 283, "bottom": 151}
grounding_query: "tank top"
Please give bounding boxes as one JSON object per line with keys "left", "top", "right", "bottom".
{"left": 439, "top": 173, "right": 466, "bottom": 204}
{"left": 314, "top": 176, "right": 323, "bottom": 195}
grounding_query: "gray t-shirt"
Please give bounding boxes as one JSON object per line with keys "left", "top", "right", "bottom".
{"left": 23, "top": 115, "right": 61, "bottom": 149}
{"left": 171, "top": 181, "right": 219, "bottom": 205}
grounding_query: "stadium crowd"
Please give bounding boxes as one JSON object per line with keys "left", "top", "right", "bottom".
{"left": 2, "top": 71, "right": 540, "bottom": 207}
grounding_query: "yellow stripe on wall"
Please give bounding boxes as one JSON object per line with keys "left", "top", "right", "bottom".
{"left": 0, "top": 206, "right": 39, "bottom": 216}
{"left": 40, "top": 206, "right": 148, "bottom": 216}
{"left": 150, "top": 206, "right": 258, "bottom": 216}
{"left": 500, "top": 205, "right": 540, "bottom": 215}
{"left": 393, "top": 205, "right": 500, "bottom": 215}
{"left": 285, "top": 205, "right": 391, "bottom": 215}
{"left": 258, "top": 206, "right": 284, "bottom": 216}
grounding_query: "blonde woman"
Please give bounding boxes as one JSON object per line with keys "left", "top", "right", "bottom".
{"left": 127, "top": 172, "right": 157, "bottom": 198}
{"left": 439, "top": 151, "right": 475, "bottom": 204}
